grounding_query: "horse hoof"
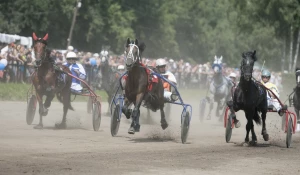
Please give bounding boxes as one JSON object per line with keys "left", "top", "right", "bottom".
{"left": 55, "top": 122, "right": 67, "bottom": 129}
{"left": 249, "top": 140, "right": 257, "bottom": 146}
{"left": 128, "top": 127, "right": 135, "bottom": 134}
{"left": 161, "top": 122, "right": 168, "bottom": 130}
{"left": 235, "top": 121, "right": 241, "bottom": 128}
{"left": 263, "top": 133, "right": 269, "bottom": 141}
{"left": 33, "top": 124, "right": 43, "bottom": 129}
{"left": 42, "top": 109, "right": 48, "bottom": 116}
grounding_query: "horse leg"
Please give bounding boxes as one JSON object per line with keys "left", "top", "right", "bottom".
{"left": 122, "top": 98, "right": 132, "bottom": 119}
{"left": 295, "top": 107, "right": 300, "bottom": 123}
{"left": 55, "top": 90, "right": 71, "bottom": 129}
{"left": 207, "top": 97, "right": 214, "bottom": 120}
{"left": 44, "top": 93, "right": 55, "bottom": 111}
{"left": 250, "top": 120, "right": 257, "bottom": 144}
{"left": 33, "top": 92, "right": 45, "bottom": 129}
{"left": 261, "top": 110, "right": 269, "bottom": 141}
{"left": 128, "top": 93, "right": 144, "bottom": 134}
{"left": 244, "top": 112, "right": 251, "bottom": 143}
{"left": 160, "top": 106, "right": 168, "bottom": 130}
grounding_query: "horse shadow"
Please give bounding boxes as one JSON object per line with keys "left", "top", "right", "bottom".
{"left": 127, "top": 137, "right": 179, "bottom": 143}
{"left": 32, "top": 124, "right": 96, "bottom": 131}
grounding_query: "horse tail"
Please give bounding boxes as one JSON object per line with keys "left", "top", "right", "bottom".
{"left": 56, "top": 92, "right": 74, "bottom": 111}
{"left": 253, "top": 108, "right": 261, "bottom": 125}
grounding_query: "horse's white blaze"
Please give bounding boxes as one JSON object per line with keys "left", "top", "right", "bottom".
{"left": 297, "top": 76, "right": 300, "bottom": 84}
{"left": 125, "top": 44, "right": 139, "bottom": 65}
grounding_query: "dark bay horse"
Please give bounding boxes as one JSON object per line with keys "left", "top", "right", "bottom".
{"left": 31, "top": 33, "right": 73, "bottom": 129}
{"left": 122, "top": 38, "right": 168, "bottom": 134}
{"left": 293, "top": 68, "right": 300, "bottom": 123}
{"left": 227, "top": 50, "right": 268, "bottom": 144}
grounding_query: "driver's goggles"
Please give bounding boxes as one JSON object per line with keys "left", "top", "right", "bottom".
{"left": 261, "top": 76, "right": 270, "bottom": 79}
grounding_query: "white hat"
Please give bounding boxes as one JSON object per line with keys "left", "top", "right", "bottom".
{"left": 229, "top": 72, "right": 237, "bottom": 78}
{"left": 66, "top": 51, "right": 77, "bottom": 59}
{"left": 156, "top": 58, "right": 167, "bottom": 67}
{"left": 93, "top": 53, "right": 99, "bottom": 57}
{"left": 67, "top": 46, "right": 74, "bottom": 51}
{"left": 117, "top": 65, "right": 125, "bottom": 70}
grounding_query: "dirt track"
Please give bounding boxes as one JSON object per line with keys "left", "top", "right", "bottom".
{"left": 0, "top": 100, "right": 300, "bottom": 175}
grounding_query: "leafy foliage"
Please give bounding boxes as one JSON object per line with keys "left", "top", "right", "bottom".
{"left": 1, "top": 0, "right": 300, "bottom": 70}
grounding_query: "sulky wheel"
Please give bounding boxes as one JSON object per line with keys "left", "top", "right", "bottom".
{"left": 26, "top": 95, "right": 37, "bottom": 125}
{"left": 92, "top": 101, "right": 101, "bottom": 131}
{"left": 111, "top": 104, "right": 121, "bottom": 136}
{"left": 181, "top": 111, "right": 190, "bottom": 144}
{"left": 286, "top": 117, "right": 293, "bottom": 148}
{"left": 225, "top": 113, "right": 233, "bottom": 143}
{"left": 199, "top": 98, "right": 206, "bottom": 122}
{"left": 87, "top": 96, "right": 93, "bottom": 114}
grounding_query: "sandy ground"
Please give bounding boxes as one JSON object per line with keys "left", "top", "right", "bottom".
{"left": 0, "top": 99, "right": 300, "bottom": 175}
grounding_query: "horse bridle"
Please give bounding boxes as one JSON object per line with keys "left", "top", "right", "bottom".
{"left": 125, "top": 44, "right": 140, "bottom": 69}
{"left": 33, "top": 40, "right": 48, "bottom": 66}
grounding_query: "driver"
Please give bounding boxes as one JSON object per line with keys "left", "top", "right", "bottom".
{"left": 63, "top": 51, "right": 86, "bottom": 93}
{"left": 155, "top": 58, "right": 178, "bottom": 102}
{"left": 260, "top": 69, "right": 284, "bottom": 116}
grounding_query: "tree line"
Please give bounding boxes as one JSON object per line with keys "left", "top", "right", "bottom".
{"left": 1, "top": 0, "right": 300, "bottom": 71}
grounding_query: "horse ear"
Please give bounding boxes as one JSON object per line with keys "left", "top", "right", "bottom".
{"left": 135, "top": 39, "right": 139, "bottom": 45}
{"left": 126, "top": 38, "right": 130, "bottom": 47}
{"left": 214, "top": 55, "right": 217, "bottom": 60}
{"left": 220, "top": 56, "right": 223, "bottom": 61}
{"left": 138, "top": 42, "right": 146, "bottom": 52}
{"left": 242, "top": 52, "right": 245, "bottom": 58}
{"left": 43, "top": 33, "right": 48, "bottom": 41}
{"left": 32, "top": 32, "right": 38, "bottom": 41}
{"left": 253, "top": 50, "right": 257, "bottom": 61}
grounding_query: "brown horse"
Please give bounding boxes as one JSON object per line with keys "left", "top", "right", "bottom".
{"left": 122, "top": 38, "right": 168, "bottom": 134}
{"left": 31, "top": 33, "right": 73, "bottom": 129}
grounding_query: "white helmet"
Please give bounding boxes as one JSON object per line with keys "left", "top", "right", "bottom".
{"left": 66, "top": 51, "right": 77, "bottom": 59}
{"left": 229, "top": 72, "right": 237, "bottom": 78}
{"left": 156, "top": 58, "right": 167, "bottom": 67}
{"left": 67, "top": 46, "right": 74, "bottom": 51}
{"left": 117, "top": 65, "right": 125, "bottom": 70}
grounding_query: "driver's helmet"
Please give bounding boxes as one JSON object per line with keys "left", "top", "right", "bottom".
{"left": 66, "top": 51, "right": 78, "bottom": 60}
{"left": 229, "top": 72, "right": 237, "bottom": 78}
{"left": 156, "top": 58, "right": 167, "bottom": 68}
{"left": 117, "top": 65, "right": 125, "bottom": 70}
{"left": 261, "top": 69, "right": 271, "bottom": 78}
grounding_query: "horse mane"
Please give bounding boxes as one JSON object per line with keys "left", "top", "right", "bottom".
{"left": 296, "top": 67, "right": 300, "bottom": 72}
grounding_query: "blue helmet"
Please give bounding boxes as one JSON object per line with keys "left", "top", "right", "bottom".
{"left": 261, "top": 69, "right": 271, "bottom": 77}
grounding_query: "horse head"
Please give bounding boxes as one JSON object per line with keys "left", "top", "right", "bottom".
{"left": 296, "top": 67, "right": 300, "bottom": 87}
{"left": 100, "top": 50, "right": 109, "bottom": 64}
{"left": 124, "top": 38, "right": 145, "bottom": 70}
{"left": 32, "top": 32, "right": 48, "bottom": 67}
{"left": 240, "top": 50, "right": 257, "bottom": 81}
{"left": 212, "top": 55, "right": 223, "bottom": 74}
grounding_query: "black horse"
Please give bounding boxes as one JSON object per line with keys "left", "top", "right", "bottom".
{"left": 227, "top": 50, "right": 269, "bottom": 144}
{"left": 293, "top": 67, "right": 300, "bottom": 123}
{"left": 122, "top": 38, "right": 168, "bottom": 134}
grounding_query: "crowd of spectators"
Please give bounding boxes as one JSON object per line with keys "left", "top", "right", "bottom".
{"left": 0, "top": 43, "right": 283, "bottom": 92}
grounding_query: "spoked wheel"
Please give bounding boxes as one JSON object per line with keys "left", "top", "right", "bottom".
{"left": 286, "top": 117, "right": 293, "bottom": 148}
{"left": 26, "top": 95, "right": 37, "bottom": 125}
{"left": 111, "top": 104, "right": 121, "bottom": 136}
{"left": 199, "top": 98, "right": 206, "bottom": 122}
{"left": 181, "top": 110, "right": 190, "bottom": 144}
{"left": 165, "top": 103, "right": 171, "bottom": 122}
{"left": 92, "top": 101, "right": 101, "bottom": 131}
{"left": 225, "top": 114, "right": 233, "bottom": 143}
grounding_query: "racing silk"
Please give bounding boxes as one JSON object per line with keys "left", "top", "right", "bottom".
{"left": 261, "top": 81, "right": 279, "bottom": 98}
{"left": 63, "top": 62, "right": 86, "bottom": 84}
{"left": 161, "top": 71, "right": 177, "bottom": 91}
